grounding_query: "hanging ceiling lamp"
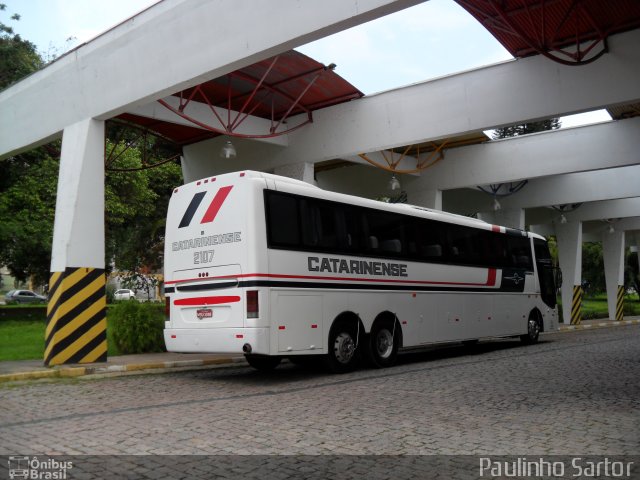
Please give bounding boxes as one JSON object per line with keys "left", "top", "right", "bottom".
{"left": 388, "top": 174, "right": 401, "bottom": 192}
{"left": 219, "top": 139, "right": 237, "bottom": 159}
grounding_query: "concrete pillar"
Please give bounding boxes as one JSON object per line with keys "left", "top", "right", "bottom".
{"left": 409, "top": 189, "right": 442, "bottom": 210}
{"left": 274, "top": 162, "right": 315, "bottom": 184}
{"left": 603, "top": 229, "right": 626, "bottom": 321}
{"left": 45, "top": 118, "right": 107, "bottom": 366}
{"left": 556, "top": 221, "right": 583, "bottom": 325}
{"left": 477, "top": 208, "right": 525, "bottom": 230}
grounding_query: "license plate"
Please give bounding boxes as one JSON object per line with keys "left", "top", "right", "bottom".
{"left": 196, "top": 308, "right": 213, "bottom": 319}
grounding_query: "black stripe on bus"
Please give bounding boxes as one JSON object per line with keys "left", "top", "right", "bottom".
{"left": 179, "top": 191, "right": 206, "bottom": 228}
{"left": 238, "top": 280, "right": 497, "bottom": 293}
{"left": 175, "top": 281, "right": 239, "bottom": 292}
{"left": 164, "top": 272, "right": 531, "bottom": 295}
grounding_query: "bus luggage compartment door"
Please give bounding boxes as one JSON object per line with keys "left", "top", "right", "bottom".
{"left": 274, "top": 293, "right": 323, "bottom": 353}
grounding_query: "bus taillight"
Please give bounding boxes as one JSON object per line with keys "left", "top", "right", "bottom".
{"left": 247, "top": 290, "right": 259, "bottom": 318}
{"left": 165, "top": 296, "right": 171, "bottom": 320}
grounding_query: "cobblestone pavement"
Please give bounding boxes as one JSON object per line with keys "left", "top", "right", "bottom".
{"left": 0, "top": 327, "right": 638, "bottom": 461}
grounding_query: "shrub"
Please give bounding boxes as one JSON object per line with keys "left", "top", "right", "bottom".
{"left": 109, "top": 301, "right": 165, "bottom": 354}
{"left": 0, "top": 305, "right": 47, "bottom": 321}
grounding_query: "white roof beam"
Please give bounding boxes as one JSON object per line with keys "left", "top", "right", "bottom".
{"left": 612, "top": 217, "right": 640, "bottom": 232}
{"left": 466, "top": 165, "right": 640, "bottom": 211}
{"left": 559, "top": 198, "right": 640, "bottom": 223}
{"left": 280, "top": 28, "right": 640, "bottom": 164}
{"left": 529, "top": 197, "right": 640, "bottom": 237}
{"left": 410, "top": 117, "right": 640, "bottom": 192}
{"left": 0, "top": 0, "right": 422, "bottom": 158}
{"left": 545, "top": 218, "right": 640, "bottom": 241}
{"left": 505, "top": 166, "right": 640, "bottom": 209}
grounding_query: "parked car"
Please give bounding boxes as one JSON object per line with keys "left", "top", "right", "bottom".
{"left": 4, "top": 289, "right": 47, "bottom": 304}
{"left": 114, "top": 289, "right": 136, "bottom": 301}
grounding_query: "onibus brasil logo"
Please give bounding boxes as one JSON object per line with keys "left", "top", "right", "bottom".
{"left": 7, "top": 456, "right": 73, "bottom": 479}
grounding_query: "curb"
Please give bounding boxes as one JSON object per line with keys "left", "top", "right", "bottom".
{"left": 556, "top": 318, "right": 640, "bottom": 333}
{"left": 0, "top": 356, "right": 245, "bottom": 384}
{"left": 2, "top": 320, "right": 639, "bottom": 384}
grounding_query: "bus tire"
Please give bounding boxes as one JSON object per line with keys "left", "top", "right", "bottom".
{"left": 367, "top": 318, "right": 400, "bottom": 368}
{"left": 325, "top": 321, "right": 361, "bottom": 374}
{"left": 520, "top": 313, "right": 541, "bottom": 345}
{"left": 245, "top": 354, "right": 281, "bottom": 371}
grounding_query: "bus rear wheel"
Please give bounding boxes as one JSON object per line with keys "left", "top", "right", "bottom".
{"left": 520, "top": 315, "right": 541, "bottom": 344}
{"left": 367, "top": 320, "right": 400, "bottom": 368}
{"left": 245, "top": 354, "right": 281, "bottom": 371}
{"left": 325, "top": 323, "right": 360, "bottom": 374}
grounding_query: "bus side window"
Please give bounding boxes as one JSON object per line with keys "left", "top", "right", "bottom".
{"left": 507, "top": 236, "right": 533, "bottom": 269}
{"left": 487, "top": 232, "right": 508, "bottom": 267}
{"left": 300, "top": 199, "right": 319, "bottom": 247}
{"left": 267, "top": 192, "right": 300, "bottom": 247}
{"left": 446, "top": 225, "right": 485, "bottom": 266}
{"left": 315, "top": 201, "right": 339, "bottom": 249}
{"left": 339, "top": 205, "right": 362, "bottom": 251}
{"left": 300, "top": 198, "right": 342, "bottom": 250}
{"left": 407, "top": 218, "right": 443, "bottom": 262}
{"left": 364, "top": 209, "right": 405, "bottom": 257}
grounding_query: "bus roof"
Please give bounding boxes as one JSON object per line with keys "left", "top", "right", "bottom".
{"left": 189, "top": 170, "right": 538, "bottom": 238}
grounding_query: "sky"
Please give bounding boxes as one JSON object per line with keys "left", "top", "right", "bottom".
{"left": 3, "top": 0, "right": 610, "bottom": 128}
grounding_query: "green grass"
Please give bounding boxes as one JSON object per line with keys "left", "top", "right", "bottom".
{"left": 0, "top": 318, "right": 121, "bottom": 362}
{"left": 1, "top": 295, "right": 638, "bottom": 362}
{"left": 557, "top": 293, "right": 640, "bottom": 321}
{"left": 0, "top": 320, "right": 47, "bottom": 361}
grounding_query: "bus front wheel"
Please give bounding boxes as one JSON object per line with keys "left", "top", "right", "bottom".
{"left": 520, "top": 315, "right": 541, "bottom": 344}
{"left": 245, "top": 354, "right": 281, "bottom": 371}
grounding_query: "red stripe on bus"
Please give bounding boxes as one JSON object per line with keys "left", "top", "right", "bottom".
{"left": 486, "top": 268, "right": 497, "bottom": 286}
{"left": 200, "top": 186, "right": 233, "bottom": 224}
{"left": 173, "top": 295, "right": 240, "bottom": 306}
{"left": 167, "top": 270, "right": 497, "bottom": 287}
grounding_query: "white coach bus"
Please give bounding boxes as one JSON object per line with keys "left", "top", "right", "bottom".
{"left": 163, "top": 171, "right": 559, "bottom": 373}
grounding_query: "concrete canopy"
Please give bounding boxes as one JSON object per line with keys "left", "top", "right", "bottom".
{"left": 0, "top": 0, "right": 422, "bottom": 158}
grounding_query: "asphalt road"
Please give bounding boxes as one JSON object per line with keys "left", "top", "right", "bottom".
{"left": 1, "top": 326, "right": 639, "bottom": 478}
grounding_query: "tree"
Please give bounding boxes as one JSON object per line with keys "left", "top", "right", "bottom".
{"left": 105, "top": 139, "right": 182, "bottom": 274}
{"left": 0, "top": 138, "right": 182, "bottom": 286}
{"left": 120, "top": 271, "right": 159, "bottom": 302}
{"left": 581, "top": 242, "right": 605, "bottom": 295}
{"left": 0, "top": 154, "right": 58, "bottom": 285}
{"left": 0, "top": 3, "right": 43, "bottom": 90}
{"left": 493, "top": 118, "right": 561, "bottom": 139}
{"left": 0, "top": 4, "right": 52, "bottom": 285}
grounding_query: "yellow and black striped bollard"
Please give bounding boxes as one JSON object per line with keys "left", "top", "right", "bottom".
{"left": 616, "top": 285, "right": 624, "bottom": 322}
{"left": 570, "top": 285, "right": 584, "bottom": 325}
{"left": 44, "top": 267, "right": 107, "bottom": 366}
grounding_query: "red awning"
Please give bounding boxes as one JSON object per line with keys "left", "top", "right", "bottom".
{"left": 456, "top": 0, "right": 640, "bottom": 65}
{"left": 115, "top": 50, "right": 362, "bottom": 146}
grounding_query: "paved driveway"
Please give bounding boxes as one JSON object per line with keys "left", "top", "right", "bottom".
{"left": 0, "top": 327, "right": 638, "bottom": 478}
